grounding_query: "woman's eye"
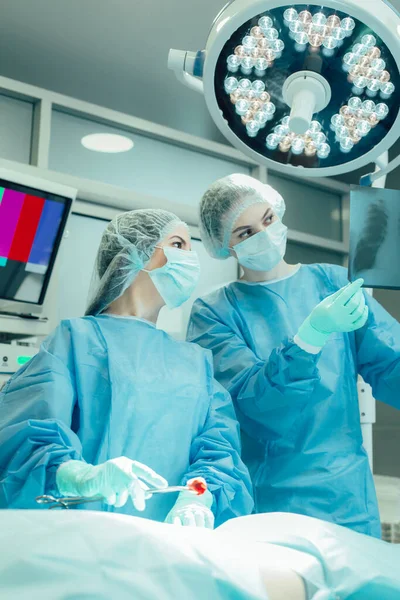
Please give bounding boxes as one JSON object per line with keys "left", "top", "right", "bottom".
{"left": 264, "top": 215, "right": 273, "bottom": 225}
{"left": 239, "top": 229, "right": 252, "bottom": 240}
{"left": 172, "top": 241, "right": 182, "bottom": 249}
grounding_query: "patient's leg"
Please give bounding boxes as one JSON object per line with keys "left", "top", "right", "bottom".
{"left": 219, "top": 512, "right": 400, "bottom": 599}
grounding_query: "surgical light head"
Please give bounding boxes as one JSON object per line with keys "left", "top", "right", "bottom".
{"left": 86, "top": 209, "right": 187, "bottom": 316}
{"left": 199, "top": 173, "right": 285, "bottom": 259}
{"left": 169, "top": 0, "right": 400, "bottom": 178}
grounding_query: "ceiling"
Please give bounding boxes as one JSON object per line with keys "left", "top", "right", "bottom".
{"left": 0, "top": 0, "right": 228, "bottom": 143}
{"left": 0, "top": 0, "right": 399, "bottom": 185}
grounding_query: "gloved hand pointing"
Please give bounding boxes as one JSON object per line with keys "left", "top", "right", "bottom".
{"left": 56, "top": 457, "right": 168, "bottom": 510}
{"left": 296, "top": 279, "right": 369, "bottom": 349}
{"left": 165, "top": 477, "right": 214, "bottom": 529}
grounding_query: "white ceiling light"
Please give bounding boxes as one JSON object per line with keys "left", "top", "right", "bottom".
{"left": 81, "top": 133, "right": 134, "bottom": 153}
{"left": 169, "top": 0, "right": 400, "bottom": 178}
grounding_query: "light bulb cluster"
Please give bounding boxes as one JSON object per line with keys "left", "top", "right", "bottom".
{"left": 343, "top": 35, "right": 395, "bottom": 97}
{"left": 266, "top": 117, "right": 330, "bottom": 158}
{"left": 227, "top": 15, "right": 285, "bottom": 76}
{"left": 330, "top": 96, "right": 389, "bottom": 152}
{"left": 224, "top": 77, "right": 276, "bottom": 137}
{"left": 283, "top": 8, "right": 355, "bottom": 50}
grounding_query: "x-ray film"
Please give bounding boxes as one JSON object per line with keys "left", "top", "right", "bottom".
{"left": 349, "top": 186, "right": 400, "bottom": 289}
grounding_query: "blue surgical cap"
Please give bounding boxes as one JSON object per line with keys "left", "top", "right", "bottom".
{"left": 199, "top": 174, "right": 286, "bottom": 259}
{"left": 86, "top": 208, "right": 187, "bottom": 316}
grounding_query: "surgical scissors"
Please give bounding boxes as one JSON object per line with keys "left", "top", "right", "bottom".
{"left": 36, "top": 485, "right": 190, "bottom": 509}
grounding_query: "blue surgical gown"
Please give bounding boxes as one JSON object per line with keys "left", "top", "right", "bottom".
{"left": 187, "top": 264, "right": 400, "bottom": 538}
{"left": 0, "top": 315, "right": 254, "bottom": 525}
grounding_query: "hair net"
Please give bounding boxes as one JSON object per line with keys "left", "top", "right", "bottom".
{"left": 86, "top": 209, "right": 187, "bottom": 316}
{"left": 199, "top": 174, "right": 286, "bottom": 259}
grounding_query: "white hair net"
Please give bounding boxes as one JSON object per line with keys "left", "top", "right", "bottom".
{"left": 86, "top": 208, "right": 187, "bottom": 316}
{"left": 199, "top": 174, "right": 286, "bottom": 259}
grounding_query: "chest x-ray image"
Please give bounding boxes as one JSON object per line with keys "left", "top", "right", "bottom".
{"left": 349, "top": 187, "right": 400, "bottom": 290}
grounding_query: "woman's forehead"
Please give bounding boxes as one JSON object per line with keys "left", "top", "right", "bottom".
{"left": 163, "top": 223, "right": 190, "bottom": 242}
{"left": 234, "top": 202, "right": 272, "bottom": 227}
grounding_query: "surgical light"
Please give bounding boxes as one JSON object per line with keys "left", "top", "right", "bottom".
{"left": 169, "top": 0, "right": 400, "bottom": 178}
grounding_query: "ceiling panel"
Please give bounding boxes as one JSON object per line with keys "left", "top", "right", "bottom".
{"left": 0, "top": 0, "right": 399, "bottom": 185}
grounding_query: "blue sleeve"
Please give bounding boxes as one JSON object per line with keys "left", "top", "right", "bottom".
{"left": 356, "top": 294, "right": 400, "bottom": 409}
{"left": 0, "top": 322, "right": 83, "bottom": 508}
{"left": 326, "top": 263, "right": 400, "bottom": 410}
{"left": 187, "top": 297, "right": 321, "bottom": 440}
{"left": 182, "top": 353, "right": 254, "bottom": 527}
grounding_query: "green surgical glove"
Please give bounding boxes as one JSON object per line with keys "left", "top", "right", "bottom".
{"left": 165, "top": 478, "right": 214, "bottom": 529}
{"left": 296, "top": 278, "right": 369, "bottom": 349}
{"left": 56, "top": 457, "right": 168, "bottom": 510}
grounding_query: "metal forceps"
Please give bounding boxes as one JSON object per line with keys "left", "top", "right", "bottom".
{"left": 36, "top": 485, "right": 189, "bottom": 509}
{"left": 36, "top": 494, "right": 104, "bottom": 509}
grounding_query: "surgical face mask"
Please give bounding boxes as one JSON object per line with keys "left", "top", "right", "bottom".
{"left": 144, "top": 246, "right": 200, "bottom": 309}
{"left": 232, "top": 220, "right": 288, "bottom": 271}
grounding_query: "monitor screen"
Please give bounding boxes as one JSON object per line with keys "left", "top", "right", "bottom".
{"left": 349, "top": 186, "right": 400, "bottom": 290}
{"left": 0, "top": 177, "right": 72, "bottom": 305}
